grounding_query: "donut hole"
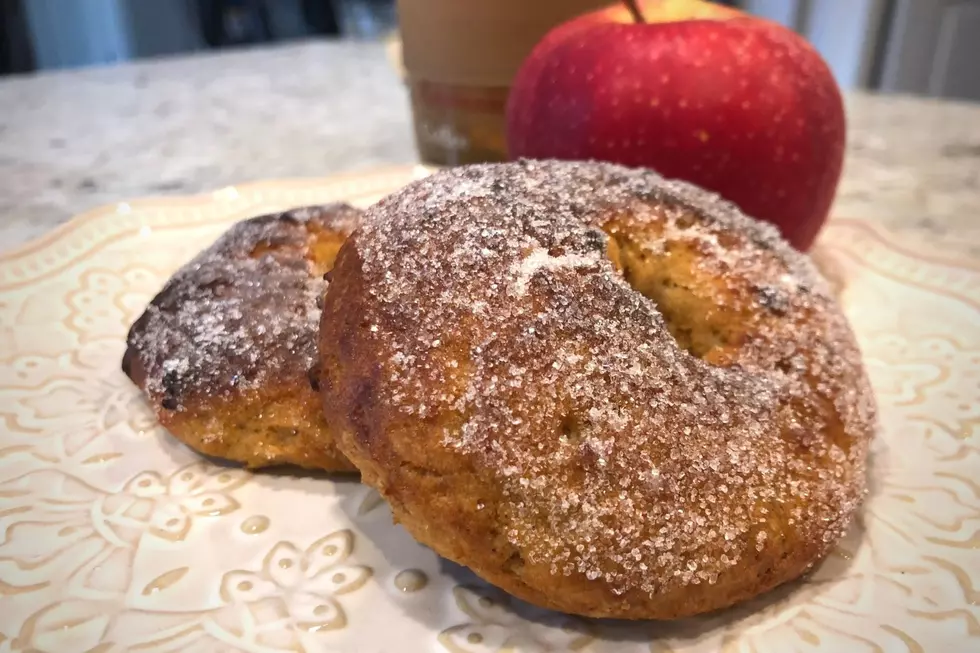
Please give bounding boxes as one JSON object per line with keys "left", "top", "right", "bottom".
{"left": 603, "top": 220, "right": 747, "bottom": 362}
{"left": 305, "top": 226, "right": 347, "bottom": 277}
{"left": 307, "top": 234, "right": 345, "bottom": 275}
{"left": 247, "top": 221, "right": 347, "bottom": 278}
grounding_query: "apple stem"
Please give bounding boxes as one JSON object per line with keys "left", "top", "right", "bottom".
{"left": 623, "top": 0, "right": 645, "bottom": 23}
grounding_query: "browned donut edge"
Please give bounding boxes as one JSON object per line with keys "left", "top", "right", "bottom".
{"left": 124, "top": 204, "right": 360, "bottom": 471}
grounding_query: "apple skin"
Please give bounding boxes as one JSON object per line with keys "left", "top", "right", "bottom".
{"left": 506, "top": 0, "right": 845, "bottom": 251}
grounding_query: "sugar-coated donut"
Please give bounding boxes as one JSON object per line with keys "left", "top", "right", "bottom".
{"left": 318, "top": 161, "right": 875, "bottom": 618}
{"left": 124, "top": 205, "right": 359, "bottom": 471}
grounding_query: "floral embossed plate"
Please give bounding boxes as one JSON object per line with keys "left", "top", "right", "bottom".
{"left": 1, "top": 167, "right": 978, "bottom": 653}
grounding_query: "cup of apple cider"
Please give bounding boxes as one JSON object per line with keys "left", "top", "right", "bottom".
{"left": 396, "top": 0, "right": 608, "bottom": 165}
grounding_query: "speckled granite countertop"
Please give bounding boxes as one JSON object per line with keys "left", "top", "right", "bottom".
{"left": 1, "top": 39, "right": 978, "bottom": 258}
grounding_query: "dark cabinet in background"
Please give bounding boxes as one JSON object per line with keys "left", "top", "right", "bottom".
{"left": 3, "top": 0, "right": 393, "bottom": 73}
{"left": 3, "top": 0, "right": 978, "bottom": 102}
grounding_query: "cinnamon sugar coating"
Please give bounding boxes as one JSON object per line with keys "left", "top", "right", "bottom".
{"left": 319, "top": 161, "right": 875, "bottom": 618}
{"left": 124, "top": 205, "right": 360, "bottom": 471}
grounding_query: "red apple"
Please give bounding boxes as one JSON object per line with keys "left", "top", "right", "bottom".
{"left": 506, "top": 0, "right": 845, "bottom": 251}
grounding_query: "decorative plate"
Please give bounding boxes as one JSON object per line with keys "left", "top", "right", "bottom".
{"left": 1, "top": 167, "right": 977, "bottom": 653}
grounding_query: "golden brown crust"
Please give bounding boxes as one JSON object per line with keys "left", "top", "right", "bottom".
{"left": 319, "top": 161, "right": 876, "bottom": 618}
{"left": 124, "top": 204, "right": 360, "bottom": 471}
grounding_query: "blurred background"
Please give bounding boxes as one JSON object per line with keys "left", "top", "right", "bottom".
{"left": 0, "top": 0, "right": 977, "bottom": 101}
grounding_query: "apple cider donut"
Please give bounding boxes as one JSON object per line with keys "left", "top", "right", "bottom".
{"left": 124, "top": 205, "right": 360, "bottom": 471}
{"left": 318, "top": 161, "right": 875, "bottom": 618}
